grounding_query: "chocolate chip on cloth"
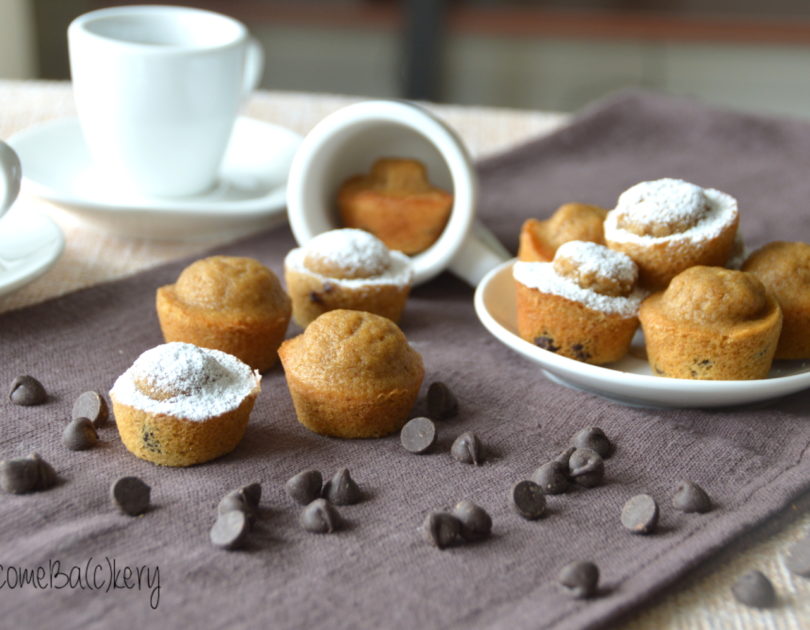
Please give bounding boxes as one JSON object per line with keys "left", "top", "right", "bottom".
{"left": 531, "top": 460, "right": 570, "bottom": 494}
{"left": 218, "top": 482, "right": 262, "bottom": 523}
{"left": 621, "top": 494, "right": 659, "bottom": 534}
{"left": 511, "top": 480, "right": 546, "bottom": 520}
{"left": 731, "top": 570, "right": 777, "bottom": 608}
{"left": 0, "top": 453, "right": 56, "bottom": 494}
{"left": 323, "top": 468, "right": 362, "bottom": 505}
{"left": 301, "top": 498, "right": 341, "bottom": 534}
{"left": 71, "top": 390, "right": 109, "bottom": 428}
{"left": 8, "top": 375, "right": 46, "bottom": 406}
{"left": 400, "top": 417, "right": 437, "bottom": 454}
{"left": 450, "top": 431, "right": 483, "bottom": 465}
{"left": 426, "top": 381, "right": 458, "bottom": 420}
{"left": 111, "top": 476, "right": 151, "bottom": 516}
{"left": 452, "top": 500, "right": 492, "bottom": 542}
{"left": 210, "top": 509, "right": 249, "bottom": 550}
{"left": 572, "top": 427, "right": 614, "bottom": 458}
{"left": 62, "top": 417, "right": 99, "bottom": 451}
{"left": 558, "top": 561, "right": 600, "bottom": 599}
{"left": 420, "top": 511, "right": 462, "bottom": 549}
{"left": 285, "top": 470, "right": 323, "bottom": 506}
{"left": 672, "top": 480, "right": 712, "bottom": 513}
{"left": 568, "top": 448, "right": 604, "bottom": 488}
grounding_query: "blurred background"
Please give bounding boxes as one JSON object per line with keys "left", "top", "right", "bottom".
{"left": 2, "top": 0, "right": 810, "bottom": 118}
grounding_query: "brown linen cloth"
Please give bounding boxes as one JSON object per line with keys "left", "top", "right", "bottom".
{"left": 1, "top": 90, "right": 809, "bottom": 630}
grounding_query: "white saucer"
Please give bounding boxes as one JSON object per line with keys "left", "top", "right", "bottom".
{"left": 8, "top": 117, "right": 303, "bottom": 240}
{"left": 0, "top": 206, "right": 64, "bottom": 297}
{"left": 474, "top": 259, "right": 810, "bottom": 408}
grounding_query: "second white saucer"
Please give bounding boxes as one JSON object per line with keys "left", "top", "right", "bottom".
{"left": 0, "top": 207, "right": 64, "bottom": 297}
{"left": 8, "top": 117, "right": 302, "bottom": 240}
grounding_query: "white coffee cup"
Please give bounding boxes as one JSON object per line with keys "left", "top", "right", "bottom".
{"left": 286, "top": 100, "right": 510, "bottom": 286}
{"left": 68, "top": 5, "right": 264, "bottom": 198}
{"left": 0, "top": 141, "right": 22, "bottom": 220}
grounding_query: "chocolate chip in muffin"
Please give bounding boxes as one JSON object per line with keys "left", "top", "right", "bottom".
{"left": 451, "top": 431, "right": 483, "bottom": 465}
{"left": 420, "top": 511, "right": 461, "bottom": 549}
{"left": 531, "top": 460, "right": 570, "bottom": 494}
{"left": 558, "top": 561, "right": 600, "bottom": 599}
{"left": 286, "top": 470, "right": 323, "bottom": 506}
{"left": 323, "top": 468, "right": 362, "bottom": 505}
{"left": 111, "top": 476, "right": 151, "bottom": 516}
{"left": 534, "top": 335, "right": 560, "bottom": 353}
{"left": 300, "top": 498, "right": 341, "bottom": 534}
{"left": 672, "top": 480, "right": 712, "bottom": 513}
{"left": 62, "top": 417, "right": 99, "bottom": 451}
{"left": 568, "top": 448, "right": 604, "bottom": 488}
{"left": 621, "top": 494, "right": 659, "bottom": 534}
{"left": 400, "top": 417, "right": 437, "bottom": 454}
{"left": 141, "top": 429, "right": 162, "bottom": 454}
{"left": 452, "top": 500, "right": 492, "bottom": 542}
{"left": 731, "top": 570, "right": 776, "bottom": 608}
{"left": 9, "top": 375, "right": 46, "bottom": 406}
{"left": 572, "top": 427, "right": 613, "bottom": 459}
{"left": 511, "top": 480, "right": 546, "bottom": 520}
{"left": 786, "top": 533, "right": 810, "bottom": 578}
{"left": 71, "top": 391, "right": 109, "bottom": 428}
{"left": 210, "top": 509, "right": 249, "bottom": 550}
{"left": 426, "top": 382, "right": 458, "bottom": 420}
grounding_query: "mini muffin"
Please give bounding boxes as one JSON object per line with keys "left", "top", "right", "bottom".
{"left": 284, "top": 228, "right": 413, "bottom": 328}
{"left": 518, "top": 202, "right": 607, "bottom": 262}
{"left": 156, "top": 256, "right": 291, "bottom": 372}
{"left": 338, "top": 158, "right": 453, "bottom": 255}
{"left": 110, "top": 342, "right": 261, "bottom": 466}
{"left": 278, "top": 309, "right": 424, "bottom": 438}
{"left": 514, "top": 240, "right": 645, "bottom": 364}
{"left": 743, "top": 241, "right": 810, "bottom": 359}
{"left": 604, "top": 178, "right": 739, "bottom": 290}
{"left": 639, "top": 266, "right": 782, "bottom": 380}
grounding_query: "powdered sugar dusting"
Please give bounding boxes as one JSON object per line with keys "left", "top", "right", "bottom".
{"left": 605, "top": 179, "right": 738, "bottom": 246}
{"left": 286, "top": 241, "right": 413, "bottom": 288}
{"left": 303, "top": 229, "right": 391, "bottom": 277}
{"left": 110, "top": 342, "right": 259, "bottom": 422}
{"left": 513, "top": 261, "right": 646, "bottom": 317}
{"left": 555, "top": 240, "right": 637, "bottom": 286}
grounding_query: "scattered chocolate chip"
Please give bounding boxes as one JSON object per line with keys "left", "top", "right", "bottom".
{"left": 111, "top": 476, "right": 151, "bottom": 516}
{"left": 572, "top": 427, "right": 613, "bottom": 458}
{"left": 0, "top": 457, "right": 40, "bottom": 494}
{"left": 62, "top": 417, "right": 98, "bottom": 451}
{"left": 71, "top": 391, "right": 109, "bottom": 428}
{"left": 210, "top": 509, "right": 249, "bottom": 550}
{"left": 285, "top": 470, "right": 323, "bottom": 506}
{"left": 568, "top": 448, "right": 604, "bottom": 488}
{"left": 731, "top": 570, "right": 776, "bottom": 608}
{"left": 786, "top": 534, "right": 810, "bottom": 578}
{"left": 558, "top": 561, "right": 600, "bottom": 599}
{"left": 531, "top": 460, "right": 570, "bottom": 494}
{"left": 323, "top": 468, "right": 362, "bottom": 505}
{"left": 426, "top": 382, "right": 458, "bottom": 420}
{"left": 241, "top": 482, "right": 262, "bottom": 509}
{"left": 621, "top": 494, "right": 659, "bottom": 534}
{"left": 420, "top": 511, "right": 461, "bottom": 549}
{"left": 672, "top": 480, "right": 712, "bottom": 513}
{"left": 300, "top": 498, "right": 340, "bottom": 533}
{"left": 32, "top": 453, "right": 56, "bottom": 489}
{"left": 400, "top": 417, "right": 437, "bottom": 454}
{"left": 450, "top": 431, "right": 483, "bottom": 465}
{"left": 511, "top": 480, "right": 546, "bottom": 520}
{"left": 555, "top": 447, "right": 575, "bottom": 466}
{"left": 9, "top": 375, "right": 46, "bottom": 406}
{"left": 452, "top": 500, "right": 492, "bottom": 542}
{"left": 218, "top": 483, "right": 261, "bottom": 522}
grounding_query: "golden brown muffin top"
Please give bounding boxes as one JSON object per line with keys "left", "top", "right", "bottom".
{"left": 340, "top": 158, "right": 451, "bottom": 200}
{"left": 658, "top": 266, "right": 773, "bottom": 326}
{"left": 742, "top": 241, "right": 810, "bottom": 308}
{"left": 518, "top": 203, "right": 606, "bottom": 262}
{"left": 279, "top": 309, "right": 423, "bottom": 390}
{"left": 170, "top": 256, "right": 291, "bottom": 316}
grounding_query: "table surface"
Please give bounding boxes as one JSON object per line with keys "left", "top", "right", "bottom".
{"left": 0, "top": 79, "right": 807, "bottom": 629}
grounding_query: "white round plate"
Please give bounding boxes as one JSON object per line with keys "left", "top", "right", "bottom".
{"left": 7, "top": 117, "right": 302, "bottom": 240}
{"left": 474, "top": 259, "right": 810, "bottom": 408}
{"left": 0, "top": 207, "right": 64, "bottom": 296}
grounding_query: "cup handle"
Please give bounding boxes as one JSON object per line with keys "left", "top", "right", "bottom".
{"left": 0, "top": 141, "right": 22, "bottom": 220}
{"left": 242, "top": 37, "right": 265, "bottom": 99}
{"left": 448, "top": 221, "right": 512, "bottom": 286}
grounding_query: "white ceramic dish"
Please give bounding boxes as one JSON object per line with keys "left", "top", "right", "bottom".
{"left": 0, "top": 207, "right": 64, "bottom": 296}
{"left": 474, "top": 259, "right": 810, "bottom": 408}
{"left": 8, "top": 116, "right": 302, "bottom": 240}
